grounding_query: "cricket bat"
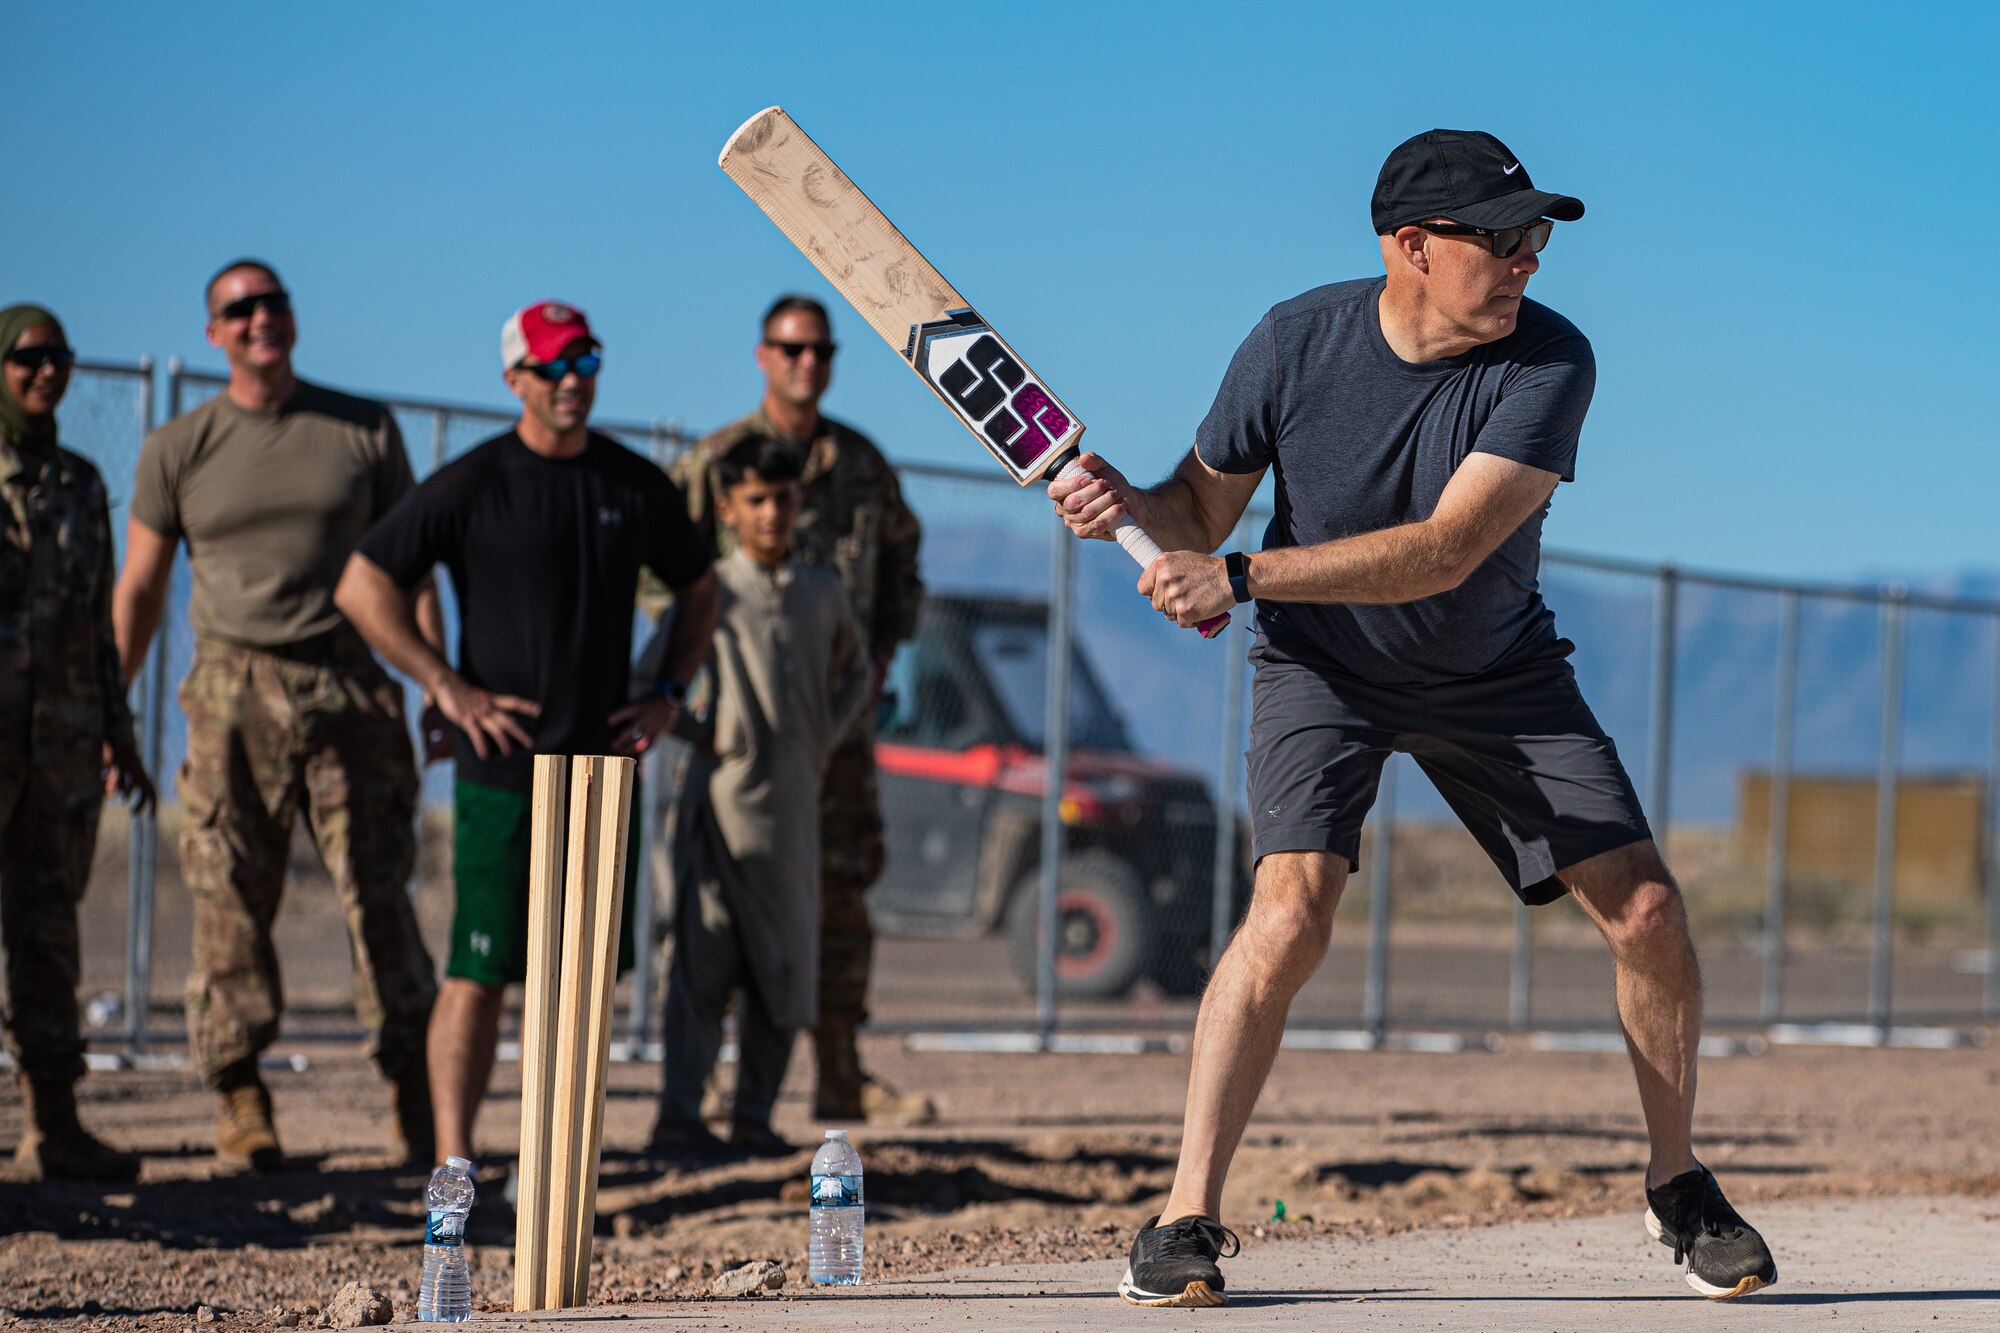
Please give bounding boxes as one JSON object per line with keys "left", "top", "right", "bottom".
{"left": 718, "top": 106, "right": 1229, "bottom": 639}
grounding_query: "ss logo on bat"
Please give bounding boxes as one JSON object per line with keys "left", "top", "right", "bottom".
{"left": 907, "top": 308, "right": 1080, "bottom": 480}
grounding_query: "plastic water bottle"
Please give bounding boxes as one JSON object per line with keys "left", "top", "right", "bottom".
{"left": 418, "top": 1155, "right": 475, "bottom": 1321}
{"left": 809, "top": 1130, "right": 864, "bottom": 1285}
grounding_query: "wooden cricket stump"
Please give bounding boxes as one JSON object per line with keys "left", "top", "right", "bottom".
{"left": 514, "top": 754, "right": 636, "bottom": 1312}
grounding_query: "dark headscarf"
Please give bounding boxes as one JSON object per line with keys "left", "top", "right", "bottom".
{"left": 0, "top": 303, "right": 66, "bottom": 452}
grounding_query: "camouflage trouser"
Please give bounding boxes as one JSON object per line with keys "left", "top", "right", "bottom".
{"left": 818, "top": 731, "right": 885, "bottom": 1031}
{"left": 0, "top": 755, "right": 99, "bottom": 1084}
{"left": 177, "top": 634, "right": 436, "bottom": 1089}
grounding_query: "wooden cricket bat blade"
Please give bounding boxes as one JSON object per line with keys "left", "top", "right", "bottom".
{"left": 718, "top": 106, "right": 1227, "bottom": 639}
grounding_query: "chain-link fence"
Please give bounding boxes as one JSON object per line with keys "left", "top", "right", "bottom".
{"left": 862, "top": 483, "right": 2000, "bottom": 1047}
{"left": 54, "top": 360, "right": 2000, "bottom": 1061}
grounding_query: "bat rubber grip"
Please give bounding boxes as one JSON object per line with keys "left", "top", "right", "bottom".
{"left": 1055, "top": 458, "right": 1231, "bottom": 639}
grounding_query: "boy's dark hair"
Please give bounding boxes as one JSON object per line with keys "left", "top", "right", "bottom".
{"left": 761, "top": 293, "right": 830, "bottom": 335}
{"left": 713, "top": 434, "right": 804, "bottom": 492}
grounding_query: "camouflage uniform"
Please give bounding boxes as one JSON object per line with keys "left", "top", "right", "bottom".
{"left": 0, "top": 437, "right": 133, "bottom": 1083}
{"left": 667, "top": 409, "right": 921, "bottom": 1106}
{"left": 177, "top": 627, "right": 435, "bottom": 1088}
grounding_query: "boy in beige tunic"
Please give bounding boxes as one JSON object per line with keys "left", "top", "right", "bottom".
{"left": 651, "top": 435, "right": 866, "bottom": 1161}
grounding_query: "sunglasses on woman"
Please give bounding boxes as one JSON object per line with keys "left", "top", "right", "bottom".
{"left": 1418, "top": 219, "right": 1555, "bottom": 259}
{"left": 3, "top": 346, "right": 76, "bottom": 371}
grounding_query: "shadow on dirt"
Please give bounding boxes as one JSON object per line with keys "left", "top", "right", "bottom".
{"left": 1388, "top": 1119, "right": 1804, "bottom": 1149}
{"left": 614, "top": 1135, "right": 1178, "bottom": 1232}
{"left": 0, "top": 1158, "right": 432, "bottom": 1251}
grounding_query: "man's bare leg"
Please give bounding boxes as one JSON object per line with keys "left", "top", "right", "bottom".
{"left": 1559, "top": 839, "right": 1700, "bottom": 1187}
{"left": 1159, "top": 851, "right": 1347, "bottom": 1224}
{"left": 429, "top": 977, "right": 506, "bottom": 1165}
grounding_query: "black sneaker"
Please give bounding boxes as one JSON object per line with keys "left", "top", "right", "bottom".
{"left": 1644, "top": 1165, "right": 1777, "bottom": 1298}
{"left": 1117, "top": 1214, "right": 1240, "bottom": 1308}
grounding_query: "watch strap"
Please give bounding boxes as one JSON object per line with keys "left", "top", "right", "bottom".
{"left": 1224, "top": 551, "right": 1252, "bottom": 604}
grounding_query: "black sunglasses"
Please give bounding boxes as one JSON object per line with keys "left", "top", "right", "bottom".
{"left": 765, "top": 339, "right": 837, "bottom": 361}
{"left": 3, "top": 345, "right": 77, "bottom": 371}
{"left": 520, "top": 352, "right": 602, "bottom": 382}
{"left": 215, "top": 290, "right": 293, "bottom": 321}
{"left": 1416, "top": 219, "right": 1554, "bottom": 259}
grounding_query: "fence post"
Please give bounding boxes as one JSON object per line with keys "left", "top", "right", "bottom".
{"left": 1760, "top": 589, "right": 1800, "bottom": 1024}
{"left": 1648, "top": 566, "right": 1680, "bottom": 840}
{"left": 1209, "top": 522, "right": 1249, "bottom": 974}
{"left": 1036, "top": 515, "right": 1075, "bottom": 1047}
{"left": 1362, "top": 758, "right": 1397, "bottom": 1047}
{"left": 123, "top": 357, "right": 159, "bottom": 1056}
{"left": 1868, "top": 590, "right": 1905, "bottom": 1037}
{"left": 431, "top": 409, "right": 449, "bottom": 474}
{"left": 1989, "top": 614, "right": 2000, "bottom": 1020}
{"left": 1508, "top": 901, "right": 1532, "bottom": 1031}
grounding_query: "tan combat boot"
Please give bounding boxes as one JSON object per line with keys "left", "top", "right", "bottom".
{"left": 215, "top": 1062, "right": 284, "bottom": 1173}
{"left": 13, "top": 1073, "right": 142, "bottom": 1182}
{"left": 859, "top": 1075, "right": 938, "bottom": 1127}
{"left": 389, "top": 1059, "right": 435, "bottom": 1167}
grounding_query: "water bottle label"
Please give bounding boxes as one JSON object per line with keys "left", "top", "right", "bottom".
{"left": 810, "top": 1173, "right": 862, "bottom": 1208}
{"left": 426, "top": 1208, "right": 466, "bottom": 1246}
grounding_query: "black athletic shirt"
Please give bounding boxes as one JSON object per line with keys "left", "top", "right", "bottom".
{"left": 1196, "top": 277, "right": 1594, "bottom": 685}
{"left": 359, "top": 430, "right": 712, "bottom": 792}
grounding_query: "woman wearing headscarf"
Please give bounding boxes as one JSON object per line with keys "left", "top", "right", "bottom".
{"left": 1, "top": 303, "right": 153, "bottom": 1180}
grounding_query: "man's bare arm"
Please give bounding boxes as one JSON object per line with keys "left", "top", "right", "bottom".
{"left": 1248, "top": 453, "right": 1559, "bottom": 603}
{"left": 334, "top": 553, "right": 538, "bottom": 760}
{"left": 1049, "top": 447, "right": 1264, "bottom": 556}
{"left": 608, "top": 567, "right": 721, "bottom": 759}
{"left": 111, "top": 518, "right": 176, "bottom": 686}
{"left": 413, "top": 573, "right": 445, "bottom": 655}
{"left": 1140, "top": 453, "right": 1560, "bottom": 627}
{"left": 335, "top": 554, "right": 453, "bottom": 691}
{"left": 657, "top": 568, "right": 719, "bottom": 690}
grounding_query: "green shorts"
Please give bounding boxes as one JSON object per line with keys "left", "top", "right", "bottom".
{"left": 448, "top": 778, "right": 641, "bottom": 986}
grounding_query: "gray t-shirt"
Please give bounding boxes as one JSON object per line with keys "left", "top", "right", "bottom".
{"left": 132, "top": 379, "right": 413, "bottom": 646}
{"left": 1195, "top": 277, "right": 1594, "bottom": 685}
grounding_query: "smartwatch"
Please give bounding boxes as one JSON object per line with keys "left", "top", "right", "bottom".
{"left": 659, "top": 678, "right": 689, "bottom": 706}
{"left": 1224, "top": 551, "right": 1252, "bottom": 604}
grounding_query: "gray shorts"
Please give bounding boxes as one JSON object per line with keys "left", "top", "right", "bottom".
{"left": 1246, "top": 634, "right": 1652, "bottom": 905}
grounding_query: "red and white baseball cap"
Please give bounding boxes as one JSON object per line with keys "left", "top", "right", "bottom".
{"left": 501, "top": 300, "right": 599, "bottom": 368}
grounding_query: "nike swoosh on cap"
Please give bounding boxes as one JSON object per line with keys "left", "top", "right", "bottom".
{"left": 1502, "top": 162, "right": 1521, "bottom": 175}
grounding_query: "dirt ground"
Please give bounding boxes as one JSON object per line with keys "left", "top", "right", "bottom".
{"left": 3, "top": 1027, "right": 1997, "bottom": 1330}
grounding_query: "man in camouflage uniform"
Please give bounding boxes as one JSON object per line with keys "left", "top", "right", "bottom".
{"left": 1, "top": 303, "right": 152, "bottom": 1181}
{"left": 669, "top": 295, "right": 929, "bottom": 1124}
{"left": 111, "top": 262, "right": 439, "bottom": 1172}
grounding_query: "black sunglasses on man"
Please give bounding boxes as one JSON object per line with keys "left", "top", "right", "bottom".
{"left": 1416, "top": 219, "right": 1554, "bottom": 260}
{"left": 214, "top": 290, "right": 293, "bottom": 321}
{"left": 764, "top": 339, "right": 837, "bottom": 361}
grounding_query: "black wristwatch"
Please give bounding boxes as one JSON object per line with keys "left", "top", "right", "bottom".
{"left": 1224, "top": 551, "right": 1252, "bottom": 604}
{"left": 658, "top": 678, "right": 689, "bottom": 706}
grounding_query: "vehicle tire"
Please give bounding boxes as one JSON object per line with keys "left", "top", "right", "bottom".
{"left": 1004, "top": 852, "right": 1153, "bottom": 1000}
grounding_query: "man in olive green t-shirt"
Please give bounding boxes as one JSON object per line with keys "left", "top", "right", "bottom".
{"left": 112, "top": 259, "right": 440, "bottom": 1173}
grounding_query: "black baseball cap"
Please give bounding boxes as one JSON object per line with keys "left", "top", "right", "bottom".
{"left": 1371, "top": 129, "right": 1584, "bottom": 234}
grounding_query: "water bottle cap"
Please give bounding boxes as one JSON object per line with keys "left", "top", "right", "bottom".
{"left": 445, "top": 1154, "right": 474, "bottom": 1172}
{"left": 824, "top": 1129, "right": 848, "bottom": 1140}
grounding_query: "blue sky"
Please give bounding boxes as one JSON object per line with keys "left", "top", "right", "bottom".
{"left": 12, "top": 3, "right": 1996, "bottom": 582}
